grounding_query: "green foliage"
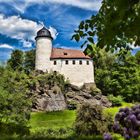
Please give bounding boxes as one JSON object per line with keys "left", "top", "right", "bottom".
{"left": 107, "top": 95, "right": 124, "bottom": 107}
{"left": 72, "top": 0, "right": 140, "bottom": 52}
{"left": 95, "top": 50, "right": 140, "bottom": 102}
{"left": 0, "top": 68, "right": 33, "bottom": 135}
{"left": 0, "top": 122, "right": 30, "bottom": 136}
{"left": 35, "top": 71, "right": 69, "bottom": 91}
{"left": 90, "top": 85, "right": 102, "bottom": 96}
{"left": 24, "top": 49, "right": 35, "bottom": 73}
{"left": 75, "top": 103, "right": 113, "bottom": 136}
{"left": 7, "top": 50, "right": 24, "bottom": 71}
{"left": 7, "top": 49, "right": 35, "bottom": 73}
{"left": 135, "top": 50, "right": 140, "bottom": 64}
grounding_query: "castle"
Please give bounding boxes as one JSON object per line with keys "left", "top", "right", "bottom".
{"left": 35, "top": 27, "right": 94, "bottom": 87}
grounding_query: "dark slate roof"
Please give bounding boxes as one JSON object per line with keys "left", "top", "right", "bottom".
{"left": 35, "top": 27, "right": 53, "bottom": 40}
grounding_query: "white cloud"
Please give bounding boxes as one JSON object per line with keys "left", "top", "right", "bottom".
{"left": 0, "top": 44, "right": 14, "bottom": 49}
{"left": 128, "top": 43, "right": 140, "bottom": 49}
{"left": 0, "top": 14, "right": 58, "bottom": 48}
{"left": 49, "top": 26, "right": 58, "bottom": 40}
{"left": 0, "top": 0, "right": 102, "bottom": 12}
{"left": 0, "top": 14, "right": 42, "bottom": 41}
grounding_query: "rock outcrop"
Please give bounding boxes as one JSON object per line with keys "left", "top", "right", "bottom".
{"left": 66, "top": 84, "right": 111, "bottom": 109}
{"left": 32, "top": 82, "right": 111, "bottom": 111}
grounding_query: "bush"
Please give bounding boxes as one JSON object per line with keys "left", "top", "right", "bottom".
{"left": 75, "top": 103, "right": 113, "bottom": 136}
{"left": 90, "top": 85, "right": 102, "bottom": 96}
{"left": 35, "top": 71, "right": 69, "bottom": 91}
{"left": 107, "top": 95, "right": 123, "bottom": 107}
{"left": 0, "top": 122, "right": 30, "bottom": 136}
{"left": 111, "top": 105, "right": 140, "bottom": 139}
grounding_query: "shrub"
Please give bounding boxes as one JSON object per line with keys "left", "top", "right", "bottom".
{"left": 90, "top": 86, "right": 102, "bottom": 96}
{"left": 111, "top": 105, "right": 140, "bottom": 139}
{"left": 107, "top": 95, "right": 123, "bottom": 107}
{"left": 35, "top": 71, "right": 69, "bottom": 91}
{"left": 0, "top": 122, "right": 30, "bottom": 136}
{"left": 75, "top": 103, "right": 113, "bottom": 136}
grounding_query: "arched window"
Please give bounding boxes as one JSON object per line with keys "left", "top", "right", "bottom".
{"left": 87, "top": 61, "right": 89, "bottom": 65}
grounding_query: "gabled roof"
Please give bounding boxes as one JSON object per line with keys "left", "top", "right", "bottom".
{"left": 50, "top": 48, "right": 91, "bottom": 59}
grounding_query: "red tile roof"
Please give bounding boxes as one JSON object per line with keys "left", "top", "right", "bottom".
{"left": 50, "top": 48, "right": 91, "bottom": 59}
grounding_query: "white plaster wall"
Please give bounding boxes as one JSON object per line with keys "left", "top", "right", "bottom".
{"left": 50, "top": 59, "right": 94, "bottom": 87}
{"left": 35, "top": 37, "right": 52, "bottom": 72}
{"left": 50, "top": 59, "right": 62, "bottom": 72}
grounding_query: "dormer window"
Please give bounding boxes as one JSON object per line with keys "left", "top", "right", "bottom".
{"left": 64, "top": 52, "right": 68, "bottom": 55}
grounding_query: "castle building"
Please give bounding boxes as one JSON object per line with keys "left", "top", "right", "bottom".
{"left": 35, "top": 27, "right": 94, "bottom": 87}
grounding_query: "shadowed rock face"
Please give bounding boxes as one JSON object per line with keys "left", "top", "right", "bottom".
{"left": 32, "top": 83, "right": 111, "bottom": 112}
{"left": 33, "top": 85, "right": 67, "bottom": 111}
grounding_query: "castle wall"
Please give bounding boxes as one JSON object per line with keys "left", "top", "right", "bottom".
{"left": 50, "top": 59, "right": 94, "bottom": 87}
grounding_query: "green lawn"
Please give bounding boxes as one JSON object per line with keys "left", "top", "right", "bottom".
{"left": 29, "top": 110, "right": 76, "bottom": 132}
{"left": 28, "top": 103, "right": 134, "bottom": 140}
{"left": 104, "top": 102, "right": 133, "bottom": 117}
{"left": 29, "top": 103, "right": 133, "bottom": 132}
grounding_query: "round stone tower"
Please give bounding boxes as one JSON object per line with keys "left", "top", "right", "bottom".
{"left": 35, "top": 27, "right": 53, "bottom": 72}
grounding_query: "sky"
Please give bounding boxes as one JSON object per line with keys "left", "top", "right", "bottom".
{"left": 0, "top": 0, "right": 139, "bottom": 62}
{"left": 0, "top": 0, "right": 102, "bottom": 62}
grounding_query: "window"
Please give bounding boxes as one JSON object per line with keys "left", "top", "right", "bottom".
{"left": 65, "top": 60, "right": 68, "bottom": 65}
{"left": 64, "top": 52, "right": 68, "bottom": 55}
{"left": 79, "top": 60, "right": 82, "bottom": 65}
{"left": 54, "top": 61, "right": 57, "bottom": 65}
{"left": 73, "top": 60, "right": 75, "bottom": 65}
{"left": 87, "top": 61, "right": 89, "bottom": 65}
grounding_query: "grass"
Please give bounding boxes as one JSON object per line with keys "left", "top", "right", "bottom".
{"left": 29, "top": 110, "right": 76, "bottom": 132}
{"left": 104, "top": 102, "right": 133, "bottom": 117}
{"left": 1, "top": 103, "right": 134, "bottom": 140}
{"left": 29, "top": 102, "right": 134, "bottom": 132}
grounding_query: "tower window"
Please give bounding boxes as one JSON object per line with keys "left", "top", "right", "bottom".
{"left": 73, "top": 60, "right": 75, "bottom": 65}
{"left": 65, "top": 60, "right": 68, "bottom": 65}
{"left": 87, "top": 61, "right": 89, "bottom": 65}
{"left": 79, "top": 60, "right": 82, "bottom": 65}
{"left": 54, "top": 61, "right": 57, "bottom": 65}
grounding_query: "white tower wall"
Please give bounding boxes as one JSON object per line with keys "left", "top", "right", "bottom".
{"left": 35, "top": 37, "right": 52, "bottom": 72}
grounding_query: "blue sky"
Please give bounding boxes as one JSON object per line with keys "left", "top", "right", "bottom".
{"left": 0, "top": 0, "right": 101, "bottom": 62}
{"left": 0, "top": 0, "right": 139, "bottom": 62}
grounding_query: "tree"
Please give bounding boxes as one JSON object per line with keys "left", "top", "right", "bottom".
{"left": 24, "top": 49, "right": 35, "bottom": 73}
{"left": 95, "top": 51, "right": 140, "bottom": 102}
{"left": 135, "top": 50, "right": 140, "bottom": 64}
{"left": 7, "top": 49, "right": 35, "bottom": 73}
{"left": 72, "top": 0, "right": 140, "bottom": 53}
{"left": 7, "top": 50, "right": 24, "bottom": 71}
{"left": 0, "top": 69, "right": 32, "bottom": 135}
